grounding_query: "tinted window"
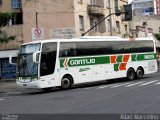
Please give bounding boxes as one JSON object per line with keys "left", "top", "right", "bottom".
{"left": 59, "top": 40, "right": 154, "bottom": 57}
{"left": 76, "top": 42, "right": 95, "bottom": 56}
{"left": 60, "top": 42, "right": 77, "bottom": 57}
{"left": 133, "top": 40, "right": 154, "bottom": 53}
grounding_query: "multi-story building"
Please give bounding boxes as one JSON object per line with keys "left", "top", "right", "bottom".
{"left": 22, "top": 0, "right": 129, "bottom": 42}
{"left": 129, "top": 15, "right": 160, "bottom": 55}
{"left": 132, "top": 0, "right": 155, "bottom": 16}
{"left": 129, "top": 15, "right": 160, "bottom": 35}
{"left": 156, "top": 0, "right": 160, "bottom": 15}
{"left": 0, "top": 0, "right": 129, "bottom": 80}
{"left": 0, "top": 0, "right": 23, "bottom": 80}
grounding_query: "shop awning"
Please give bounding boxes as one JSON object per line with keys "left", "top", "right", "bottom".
{"left": 0, "top": 50, "right": 18, "bottom": 58}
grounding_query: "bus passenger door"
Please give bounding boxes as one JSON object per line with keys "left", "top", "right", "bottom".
{"left": 92, "top": 65, "right": 105, "bottom": 81}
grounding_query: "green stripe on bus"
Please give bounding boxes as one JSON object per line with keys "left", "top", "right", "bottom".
{"left": 131, "top": 53, "right": 156, "bottom": 61}
{"left": 60, "top": 53, "right": 156, "bottom": 68}
{"left": 60, "top": 56, "right": 110, "bottom": 67}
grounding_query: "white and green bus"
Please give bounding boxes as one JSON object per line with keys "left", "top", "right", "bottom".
{"left": 10, "top": 36, "right": 157, "bottom": 90}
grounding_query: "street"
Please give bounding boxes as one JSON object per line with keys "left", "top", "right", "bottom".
{"left": 0, "top": 70, "right": 160, "bottom": 119}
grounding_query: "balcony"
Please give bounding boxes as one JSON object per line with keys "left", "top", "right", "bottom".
{"left": 88, "top": 5, "right": 104, "bottom": 16}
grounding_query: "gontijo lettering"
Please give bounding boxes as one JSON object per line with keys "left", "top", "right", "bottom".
{"left": 70, "top": 59, "right": 95, "bottom": 66}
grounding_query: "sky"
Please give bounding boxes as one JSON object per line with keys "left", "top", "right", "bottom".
{"left": 128, "top": 0, "right": 133, "bottom": 3}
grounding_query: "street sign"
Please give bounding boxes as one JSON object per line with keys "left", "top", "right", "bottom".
{"left": 31, "top": 28, "right": 44, "bottom": 41}
{"left": 50, "top": 28, "right": 75, "bottom": 39}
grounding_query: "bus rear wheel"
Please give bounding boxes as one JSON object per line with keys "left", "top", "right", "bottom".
{"left": 127, "top": 68, "right": 136, "bottom": 80}
{"left": 136, "top": 67, "right": 144, "bottom": 79}
{"left": 61, "top": 76, "right": 73, "bottom": 89}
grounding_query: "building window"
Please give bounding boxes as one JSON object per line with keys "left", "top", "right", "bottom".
{"left": 116, "top": 21, "right": 120, "bottom": 28}
{"left": 90, "top": 0, "right": 96, "bottom": 5}
{"left": 90, "top": 18, "right": 94, "bottom": 30}
{"left": 116, "top": 21, "right": 120, "bottom": 33}
{"left": 11, "top": 0, "right": 21, "bottom": 9}
{"left": 125, "top": 25, "right": 128, "bottom": 33}
{"left": 0, "top": 0, "right": 2, "bottom": 5}
{"left": 90, "top": 18, "right": 98, "bottom": 31}
{"left": 108, "top": 19, "right": 111, "bottom": 32}
{"left": 114, "top": 0, "right": 118, "bottom": 11}
{"left": 79, "top": 15, "right": 84, "bottom": 30}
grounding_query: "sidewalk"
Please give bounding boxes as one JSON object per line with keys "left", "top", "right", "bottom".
{"left": 0, "top": 80, "right": 18, "bottom": 93}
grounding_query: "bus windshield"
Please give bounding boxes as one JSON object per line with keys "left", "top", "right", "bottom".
{"left": 20, "top": 43, "right": 41, "bottom": 54}
{"left": 17, "top": 43, "right": 41, "bottom": 77}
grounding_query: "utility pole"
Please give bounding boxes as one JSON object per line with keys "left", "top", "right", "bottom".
{"left": 35, "top": 0, "right": 38, "bottom": 28}
{"left": 36, "top": 12, "right": 38, "bottom": 28}
{"left": 108, "top": 0, "right": 113, "bottom": 36}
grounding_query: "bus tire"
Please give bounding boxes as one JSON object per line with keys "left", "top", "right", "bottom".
{"left": 127, "top": 68, "right": 136, "bottom": 80}
{"left": 136, "top": 67, "right": 144, "bottom": 79}
{"left": 61, "top": 75, "right": 73, "bottom": 89}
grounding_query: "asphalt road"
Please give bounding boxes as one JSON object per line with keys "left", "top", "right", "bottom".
{"left": 0, "top": 70, "right": 160, "bottom": 119}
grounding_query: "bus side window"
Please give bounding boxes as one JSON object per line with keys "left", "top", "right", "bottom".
{"left": 60, "top": 42, "right": 77, "bottom": 57}
{"left": 61, "top": 50, "right": 68, "bottom": 57}
{"left": 68, "top": 48, "right": 76, "bottom": 57}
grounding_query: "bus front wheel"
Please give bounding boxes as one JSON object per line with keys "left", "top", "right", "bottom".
{"left": 127, "top": 68, "right": 136, "bottom": 80}
{"left": 61, "top": 76, "right": 73, "bottom": 89}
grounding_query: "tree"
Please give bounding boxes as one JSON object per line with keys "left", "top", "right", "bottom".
{"left": 154, "top": 33, "right": 160, "bottom": 41}
{"left": 0, "top": 12, "right": 16, "bottom": 44}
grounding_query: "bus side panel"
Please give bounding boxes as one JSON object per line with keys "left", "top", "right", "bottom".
{"left": 59, "top": 67, "right": 77, "bottom": 84}
{"left": 92, "top": 65, "right": 105, "bottom": 81}
{"left": 126, "top": 60, "right": 157, "bottom": 75}
{"left": 38, "top": 74, "right": 60, "bottom": 88}
{"left": 105, "top": 64, "right": 126, "bottom": 80}
{"left": 76, "top": 66, "right": 92, "bottom": 83}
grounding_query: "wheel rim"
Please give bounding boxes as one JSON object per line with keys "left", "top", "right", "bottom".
{"left": 137, "top": 69, "right": 143, "bottom": 78}
{"left": 128, "top": 69, "right": 135, "bottom": 80}
{"left": 62, "top": 78, "right": 70, "bottom": 89}
{"left": 129, "top": 71, "right": 134, "bottom": 80}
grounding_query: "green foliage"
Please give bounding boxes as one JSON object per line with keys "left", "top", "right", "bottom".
{"left": 0, "top": 12, "right": 16, "bottom": 28}
{"left": 0, "top": 12, "right": 16, "bottom": 44}
{"left": 0, "top": 31, "right": 16, "bottom": 44}
{"left": 0, "top": 36, "right": 16, "bottom": 43}
{"left": 154, "top": 33, "right": 160, "bottom": 41}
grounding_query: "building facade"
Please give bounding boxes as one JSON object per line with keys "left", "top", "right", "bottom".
{"left": 0, "top": 0, "right": 129, "bottom": 80}
{"left": 156, "top": 0, "right": 160, "bottom": 15}
{"left": 0, "top": 0, "right": 22, "bottom": 80}
{"left": 132, "top": 0, "right": 155, "bottom": 16}
{"left": 129, "top": 15, "right": 160, "bottom": 34}
{"left": 22, "top": 0, "right": 129, "bottom": 43}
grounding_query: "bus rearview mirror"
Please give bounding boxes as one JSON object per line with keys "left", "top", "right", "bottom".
{"left": 33, "top": 51, "right": 41, "bottom": 63}
{"left": 9, "top": 54, "right": 17, "bottom": 65}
